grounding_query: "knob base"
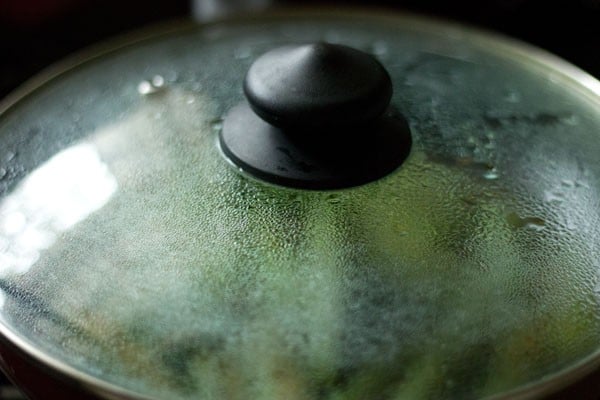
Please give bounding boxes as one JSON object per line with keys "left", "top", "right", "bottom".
{"left": 220, "top": 102, "right": 412, "bottom": 190}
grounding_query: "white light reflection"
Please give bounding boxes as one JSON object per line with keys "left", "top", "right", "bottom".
{"left": 0, "top": 143, "right": 117, "bottom": 276}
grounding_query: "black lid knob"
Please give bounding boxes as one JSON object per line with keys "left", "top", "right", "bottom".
{"left": 244, "top": 43, "right": 393, "bottom": 130}
{"left": 220, "top": 42, "right": 411, "bottom": 190}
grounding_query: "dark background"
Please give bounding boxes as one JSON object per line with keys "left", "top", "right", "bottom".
{"left": 0, "top": 0, "right": 599, "bottom": 398}
{"left": 1, "top": 0, "right": 600, "bottom": 101}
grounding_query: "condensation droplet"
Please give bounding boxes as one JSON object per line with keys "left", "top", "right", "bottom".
{"left": 483, "top": 169, "right": 499, "bottom": 180}
{"left": 0, "top": 168, "right": 6, "bottom": 180}
{"left": 526, "top": 223, "right": 545, "bottom": 232}
{"left": 137, "top": 81, "right": 153, "bottom": 95}
{"left": 6, "top": 152, "right": 15, "bottom": 162}
{"left": 561, "top": 179, "right": 574, "bottom": 187}
{"left": 152, "top": 75, "right": 165, "bottom": 88}
{"left": 211, "top": 119, "right": 224, "bottom": 132}
{"left": 186, "top": 97, "right": 195, "bottom": 105}
{"left": 506, "top": 212, "right": 545, "bottom": 230}
{"left": 544, "top": 191, "right": 564, "bottom": 204}
{"left": 138, "top": 75, "right": 165, "bottom": 95}
{"left": 326, "top": 194, "right": 341, "bottom": 204}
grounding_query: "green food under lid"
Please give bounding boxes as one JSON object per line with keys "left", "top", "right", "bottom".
{"left": 0, "top": 11, "right": 600, "bottom": 400}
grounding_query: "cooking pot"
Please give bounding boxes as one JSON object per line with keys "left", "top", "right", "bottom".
{"left": 1, "top": 8, "right": 600, "bottom": 400}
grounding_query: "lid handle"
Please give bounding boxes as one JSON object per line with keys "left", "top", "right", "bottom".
{"left": 243, "top": 42, "right": 393, "bottom": 131}
{"left": 219, "top": 42, "right": 412, "bottom": 190}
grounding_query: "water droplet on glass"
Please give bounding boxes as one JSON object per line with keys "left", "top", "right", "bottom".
{"left": 137, "top": 75, "right": 165, "bottom": 95}
{"left": 6, "top": 152, "right": 15, "bottom": 162}
{"left": 211, "top": 119, "right": 224, "bottom": 132}
{"left": 371, "top": 41, "right": 388, "bottom": 57}
{"left": 152, "top": 75, "right": 165, "bottom": 87}
{"left": 561, "top": 179, "right": 574, "bottom": 187}
{"left": 594, "top": 279, "right": 600, "bottom": 295}
{"left": 0, "top": 168, "right": 6, "bottom": 180}
{"left": 326, "top": 194, "right": 341, "bottom": 204}
{"left": 526, "top": 223, "right": 545, "bottom": 233}
{"left": 138, "top": 81, "right": 153, "bottom": 95}
{"left": 483, "top": 168, "right": 499, "bottom": 180}
{"left": 506, "top": 212, "right": 545, "bottom": 231}
{"left": 544, "top": 191, "right": 564, "bottom": 204}
{"left": 186, "top": 97, "right": 195, "bottom": 105}
{"left": 137, "top": 80, "right": 153, "bottom": 95}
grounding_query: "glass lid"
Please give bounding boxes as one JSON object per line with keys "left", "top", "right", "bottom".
{"left": 1, "top": 10, "right": 600, "bottom": 400}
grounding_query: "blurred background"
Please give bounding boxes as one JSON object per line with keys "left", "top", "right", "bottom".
{"left": 1, "top": 0, "right": 600, "bottom": 101}
{"left": 0, "top": 0, "right": 599, "bottom": 398}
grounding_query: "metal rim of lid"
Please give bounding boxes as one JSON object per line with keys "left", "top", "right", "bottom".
{"left": 0, "top": 8, "right": 599, "bottom": 400}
